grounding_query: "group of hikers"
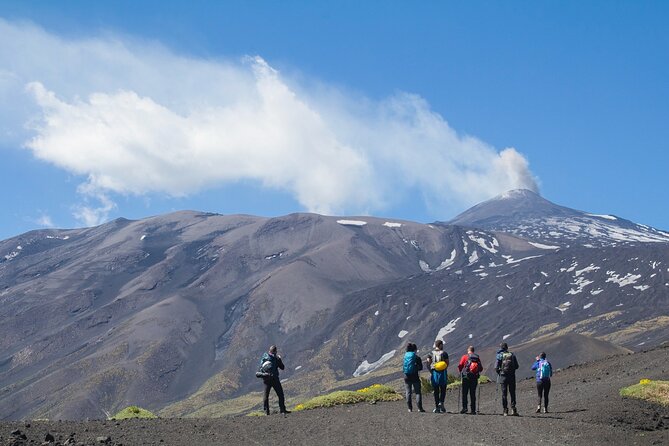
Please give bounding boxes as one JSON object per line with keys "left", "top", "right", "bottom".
{"left": 257, "top": 341, "right": 553, "bottom": 416}
{"left": 403, "top": 341, "right": 553, "bottom": 415}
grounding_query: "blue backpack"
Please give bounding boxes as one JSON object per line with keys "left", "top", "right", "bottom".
{"left": 403, "top": 352, "right": 417, "bottom": 375}
{"left": 539, "top": 360, "right": 552, "bottom": 379}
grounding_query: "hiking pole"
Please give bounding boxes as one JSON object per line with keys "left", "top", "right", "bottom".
{"left": 477, "top": 379, "right": 481, "bottom": 414}
{"left": 457, "top": 381, "right": 461, "bottom": 413}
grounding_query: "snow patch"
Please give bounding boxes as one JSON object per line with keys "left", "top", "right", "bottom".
{"left": 541, "top": 271, "right": 549, "bottom": 277}
{"left": 3, "top": 251, "right": 20, "bottom": 261}
{"left": 567, "top": 276, "right": 594, "bottom": 295}
{"left": 383, "top": 222, "right": 402, "bottom": 228}
{"left": 575, "top": 264, "right": 600, "bottom": 277}
{"left": 633, "top": 285, "right": 650, "bottom": 291}
{"left": 353, "top": 350, "right": 397, "bottom": 377}
{"left": 140, "top": 234, "right": 147, "bottom": 241}
{"left": 295, "top": 365, "right": 302, "bottom": 370}
{"left": 590, "top": 289, "right": 603, "bottom": 296}
{"left": 461, "top": 302, "right": 467, "bottom": 307}
{"left": 374, "top": 310, "right": 379, "bottom": 316}
{"left": 586, "top": 213, "right": 617, "bottom": 220}
{"left": 420, "top": 249, "right": 457, "bottom": 272}
{"left": 583, "top": 303, "right": 594, "bottom": 310}
{"left": 436, "top": 317, "right": 461, "bottom": 340}
{"left": 398, "top": 330, "right": 409, "bottom": 338}
{"left": 502, "top": 334, "right": 511, "bottom": 340}
{"left": 497, "top": 295, "right": 504, "bottom": 302}
{"left": 529, "top": 242, "right": 560, "bottom": 250}
{"left": 556, "top": 301, "right": 571, "bottom": 313}
{"left": 606, "top": 272, "right": 642, "bottom": 287}
{"left": 467, "top": 232, "right": 499, "bottom": 253}
{"left": 479, "top": 300, "right": 489, "bottom": 308}
{"left": 468, "top": 251, "right": 479, "bottom": 265}
{"left": 506, "top": 255, "right": 543, "bottom": 264}
{"left": 337, "top": 219, "right": 367, "bottom": 227}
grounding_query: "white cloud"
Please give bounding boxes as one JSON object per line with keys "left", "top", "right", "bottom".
{"left": 1, "top": 19, "right": 539, "bottom": 223}
{"left": 71, "top": 189, "right": 116, "bottom": 227}
{"left": 35, "top": 214, "right": 54, "bottom": 228}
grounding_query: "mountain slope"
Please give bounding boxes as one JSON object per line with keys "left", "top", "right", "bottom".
{"left": 448, "top": 189, "right": 669, "bottom": 247}
{"left": 0, "top": 192, "right": 668, "bottom": 420}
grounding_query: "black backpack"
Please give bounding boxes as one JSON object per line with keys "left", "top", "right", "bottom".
{"left": 500, "top": 352, "right": 514, "bottom": 375}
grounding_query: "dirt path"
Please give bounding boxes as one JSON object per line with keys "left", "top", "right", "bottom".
{"left": 2, "top": 346, "right": 668, "bottom": 445}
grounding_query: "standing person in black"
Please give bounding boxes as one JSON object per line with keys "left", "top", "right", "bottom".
{"left": 403, "top": 342, "right": 425, "bottom": 412}
{"left": 457, "top": 345, "right": 483, "bottom": 414}
{"left": 495, "top": 342, "right": 519, "bottom": 416}
{"left": 259, "top": 345, "right": 290, "bottom": 415}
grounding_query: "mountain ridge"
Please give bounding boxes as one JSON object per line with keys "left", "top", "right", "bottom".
{"left": 0, "top": 190, "right": 668, "bottom": 419}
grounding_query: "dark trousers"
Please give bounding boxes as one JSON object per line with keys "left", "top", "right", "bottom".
{"left": 537, "top": 379, "right": 551, "bottom": 408}
{"left": 263, "top": 376, "right": 286, "bottom": 413}
{"left": 500, "top": 375, "right": 516, "bottom": 409}
{"left": 433, "top": 384, "right": 446, "bottom": 408}
{"left": 404, "top": 380, "right": 422, "bottom": 410}
{"left": 461, "top": 377, "right": 478, "bottom": 412}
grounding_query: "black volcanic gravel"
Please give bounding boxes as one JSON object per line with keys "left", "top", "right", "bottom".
{"left": 2, "top": 346, "right": 668, "bottom": 445}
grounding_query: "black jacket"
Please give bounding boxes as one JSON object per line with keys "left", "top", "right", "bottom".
{"left": 494, "top": 349, "right": 519, "bottom": 376}
{"left": 260, "top": 352, "right": 285, "bottom": 377}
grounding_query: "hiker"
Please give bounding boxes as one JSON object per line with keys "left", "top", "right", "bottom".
{"left": 495, "top": 342, "right": 519, "bottom": 416}
{"left": 457, "top": 345, "right": 483, "bottom": 414}
{"left": 426, "top": 339, "right": 449, "bottom": 413}
{"left": 258, "top": 345, "right": 290, "bottom": 415}
{"left": 403, "top": 342, "right": 425, "bottom": 412}
{"left": 531, "top": 352, "right": 553, "bottom": 413}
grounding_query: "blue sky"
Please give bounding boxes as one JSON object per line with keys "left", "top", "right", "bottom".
{"left": 1, "top": 1, "right": 668, "bottom": 240}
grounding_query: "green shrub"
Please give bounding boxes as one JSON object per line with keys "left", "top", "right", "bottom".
{"left": 112, "top": 406, "right": 157, "bottom": 420}
{"left": 620, "top": 379, "right": 669, "bottom": 406}
{"left": 294, "top": 384, "right": 401, "bottom": 411}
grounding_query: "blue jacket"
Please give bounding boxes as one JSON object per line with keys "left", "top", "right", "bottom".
{"left": 531, "top": 359, "right": 552, "bottom": 382}
{"left": 429, "top": 350, "right": 449, "bottom": 386}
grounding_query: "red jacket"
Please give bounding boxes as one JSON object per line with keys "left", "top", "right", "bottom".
{"left": 458, "top": 353, "right": 482, "bottom": 375}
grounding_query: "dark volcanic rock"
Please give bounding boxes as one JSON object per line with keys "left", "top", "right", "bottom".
{"left": 0, "top": 193, "right": 668, "bottom": 420}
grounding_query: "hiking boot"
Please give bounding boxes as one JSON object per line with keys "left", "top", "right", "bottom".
{"left": 460, "top": 408, "right": 467, "bottom": 414}
{"left": 511, "top": 407, "right": 519, "bottom": 416}
{"left": 408, "top": 408, "right": 413, "bottom": 413}
{"left": 469, "top": 410, "right": 477, "bottom": 415}
{"left": 503, "top": 408, "right": 508, "bottom": 416}
{"left": 418, "top": 407, "right": 426, "bottom": 413}
{"left": 543, "top": 407, "right": 548, "bottom": 414}
{"left": 433, "top": 408, "right": 440, "bottom": 413}
{"left": 280, "top": 409, "right": 291, "bottom": 414}
{"left": 440, "top": 405, "right": 446, "bottom": 413}
{"left": 536, "top": 405, "right": 541, "bottom": 413}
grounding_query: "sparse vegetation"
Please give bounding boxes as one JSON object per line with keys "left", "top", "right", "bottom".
{"left": 620, "top": 379, "right": 669, "bottom": 406}
{"left": 293, "top": 384, "right": 401, "bottom": 411}
{"left": 112, "top": 405, "right": 157, "bottom": 420}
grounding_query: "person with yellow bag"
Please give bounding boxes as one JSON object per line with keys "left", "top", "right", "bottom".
{"left": 426, "top": 339, "right": 449, "bottom": 413}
